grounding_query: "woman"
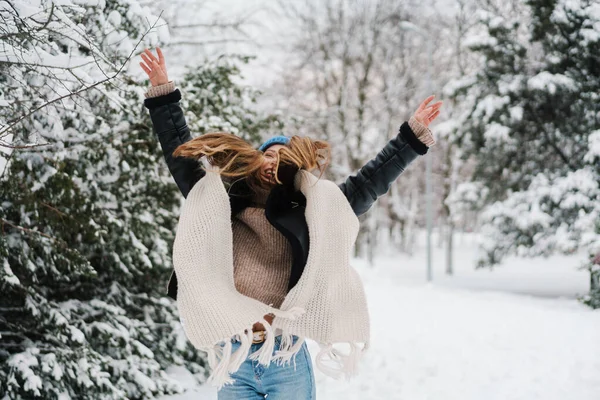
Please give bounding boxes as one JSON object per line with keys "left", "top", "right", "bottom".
{"left": 140, "top": 48, "right": 441, "bottom": 399}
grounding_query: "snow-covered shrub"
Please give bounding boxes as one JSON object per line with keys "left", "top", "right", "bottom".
{"left": 451, "top": 0, "right": 600, "bottom": 306}
{"left": 0, "top": 0, "right": 281, "bottom": 397}
{"left": 477, "top": 169, "right": 600, "bottom": 266}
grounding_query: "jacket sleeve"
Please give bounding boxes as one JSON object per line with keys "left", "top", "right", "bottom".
{"left": 338, "top": 121, "right": 429, "bottom": 217}
{"left": 144, "top": 89, "right": 204, "bottom": 198}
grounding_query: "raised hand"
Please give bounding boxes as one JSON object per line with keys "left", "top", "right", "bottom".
{"left": 139, "top": 47, "right": 169, "bottom": 87}
{"left": 413, "top": 95, "right": 443, "bottom": 127}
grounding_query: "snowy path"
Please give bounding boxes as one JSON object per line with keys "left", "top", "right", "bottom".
{"left": 161, "top": 242, "right": 600, "bottom": 400}
{"left": 314, "top": 265, "right": 600, "bottom": 400}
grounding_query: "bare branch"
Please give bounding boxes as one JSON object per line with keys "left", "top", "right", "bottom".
{"left": 30, "top": 2, "right": 54, "bottom": 31}
{"left": 39, "top": 201, "right": 73, "bottom": 219}
{"left": 0, "top": 12, "right": 164, "bottom": 139}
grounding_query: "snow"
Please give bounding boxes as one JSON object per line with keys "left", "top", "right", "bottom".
{"left": 133, "top": 341, "right": 155, "bottom": 359}
{"left": 584, "top": 130, "right": 600, "bottom": 161}
{"left": 472, "top": 95, "right": 510, "bottom": 121}
{"left": 107, "top": 10, "right": 122, "bottom": 27}
{"left": 30, "top": 165, "right": 58, "bottom": 192}
{"left": 442, "top": 76, "right": 476, "bottom": 97}
{"left": 41, "top": 353, "right": 64, "bottom": 381}
{"left": 8, "top": 348, "right": 43, "bottom": 396}
{"left": 527, "top": 72, "right": 578, "bottom": 94}
{"left": 462, "top": 32, "right": 498, "bottom": 49}
{"left": 69, "top": 326, "right": 85, "bottom": 344}
{"left": 508, "top": 105, "right": 523, "bottom": 122}
{"left": 498, "top": 76, "right": 525, "bottom": 96}
{"left": 158, "top": 234, "right": 599, "bottom": 400}
{"left": 580, "top": 28, "right": 600, "bottom": 44}
{"left": 11, "top": 0, "right": 45, "bottom": 19}
{"left": 3, "top": 258, "right": 21, "bottom": 286}
{"left": 133, "top": 369, "right": 158, "bottom": 393}
{"left": 484, "top": 122, "right": 513, "bottom": 145}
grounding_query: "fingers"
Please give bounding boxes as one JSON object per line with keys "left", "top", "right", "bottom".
{"left": 413, "top": 98, "right": 443, "bottom": 127}
{"left": 143, "top": 48, "right": 159, "bottom": 64}
{"left": 139, "top": 48, "right": 170, "bottom": 86}
{"left": 417, "top": 95, "right": 436, "bottom": 112}
{"left": 424, "top": 101, "right": 443, "bottom": 119}
{"left": 425, "top": 100, "right": 443, "bottom": 112}
{"left": 428, "top": 110, "right": 441, "bottom": 123}
{"left": 139, "top": 61, "right": 151, "bottom": 76}
{"left": 157, "top": 47, "right": 165, "bottom": 66}
{"left": 141, "top": 48, "right": 166, "bottom": 74}
{"left": 140, "top": 52, "right": 154, "bottom": 70}
{"left": 152, "top": 59, "right": 163, "bottom": 75}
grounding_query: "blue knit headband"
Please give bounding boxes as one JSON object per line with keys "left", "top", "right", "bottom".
{"left": 258, "top": 135, "right": 290, "bottom": 152}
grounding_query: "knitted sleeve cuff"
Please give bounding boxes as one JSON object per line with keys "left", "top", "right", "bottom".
{"left": 408, "top": 116, "right": 436, "bottom": 147}
{"left": 144, "top": 81, "right": 176, "bottom": 99}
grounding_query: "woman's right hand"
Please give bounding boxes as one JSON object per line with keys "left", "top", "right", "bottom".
{"left": 139, "top": 47, "right": 169, "bottom": 87}
{"left": 412, "top": 95, "right": 443, "bottom": 128}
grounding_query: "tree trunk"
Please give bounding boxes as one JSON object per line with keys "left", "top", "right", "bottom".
{"left": 437, "top": 223, "right": 445, "bottom": 248}
{"left": 446, "top": 222, "right": 454, "bottom": 275}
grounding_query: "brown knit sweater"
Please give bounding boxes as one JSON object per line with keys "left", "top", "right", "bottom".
{"left": 232, "top": 185, "right": 293, "bottom": 308}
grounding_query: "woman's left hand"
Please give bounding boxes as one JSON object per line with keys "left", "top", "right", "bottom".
{"left": 413, "top": 95, "right": 443, "bottom": 127}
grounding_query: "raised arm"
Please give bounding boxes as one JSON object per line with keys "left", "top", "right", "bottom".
{"left": 339, "top": 96, "right": 442, "bottom": 217}
{"left": 140, "top": 48, "right": 204, "bottom": 198}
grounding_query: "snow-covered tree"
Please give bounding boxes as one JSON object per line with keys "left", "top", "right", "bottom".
{"left": 452, "top": 0, "right": 600, "bottom": 306}
{"left": 0, "top": 1, "right": 202, "bottom": 398}
{"left": 1, "top": 1, "right": 281, "bottom": 397}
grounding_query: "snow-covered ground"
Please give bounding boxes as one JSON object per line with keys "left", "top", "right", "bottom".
{"left": 160, "top": 234, "right": 600, "bottom": 400}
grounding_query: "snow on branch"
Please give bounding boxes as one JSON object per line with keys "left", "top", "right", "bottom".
{"left": 0, "top": 1, "right": 165, "bottom": 148}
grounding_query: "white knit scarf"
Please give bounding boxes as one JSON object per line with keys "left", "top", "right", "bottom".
{"left": 172, "top": 167, "right": 370, "bottom": 388}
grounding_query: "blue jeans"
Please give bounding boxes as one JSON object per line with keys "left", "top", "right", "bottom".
{"left": 217, "top": 335, "right": 316, "bottom": 400}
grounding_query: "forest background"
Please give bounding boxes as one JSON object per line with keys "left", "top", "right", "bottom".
{"left": 1, "top": 0, "right": 598, "bottom": 398}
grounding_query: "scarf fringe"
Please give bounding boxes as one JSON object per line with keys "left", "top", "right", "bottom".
{"left": 248, "top": 318, "right": 276, "bottom": 365}
{"left": 272, "top": 333, "right": 305, "bottom": 367}
{"left": 227, "top": 330, "right": 252, "bottom": 373}
{"left": 204, "top": 325, "right": 254, "bottom": 390}
{"left": 203, "top": 308, "right": 320, "bottom": 388}
{"left": 205, "top": 335, "right": 368, "bottom": 389}
{"left": 206, "top": 341, "right": 234, "bottom": 389}
{"left": 315, "top": 342, "right": 367, "bottom": 380}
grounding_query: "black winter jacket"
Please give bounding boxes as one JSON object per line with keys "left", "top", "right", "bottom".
{"left": 144, "top": 89, "right": 428, "bottom": 300}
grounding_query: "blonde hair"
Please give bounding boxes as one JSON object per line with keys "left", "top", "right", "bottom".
{"left": 172, "top": 132, "right": 331, "bottom": 191}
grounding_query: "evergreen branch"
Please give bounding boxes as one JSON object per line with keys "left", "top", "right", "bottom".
{"left": 0, "top": 317, "right": 67, "bottom": 348}
{"left": 0, "top": 144, "right": 15, "bottom": 178}
{"left": 39, "top": 201, "right": 71, "bottom": 219}
{"left": 117, "top": 140, "right": 153, "bottom": 148}
{"left": 1, "top": 218, "right": 69, "bottom": 248}
{"left": 531, "top": 115, "right": 578, "bottom": 172}
{"left": 0, "top": 140, "right": 50, "bottom": 149}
